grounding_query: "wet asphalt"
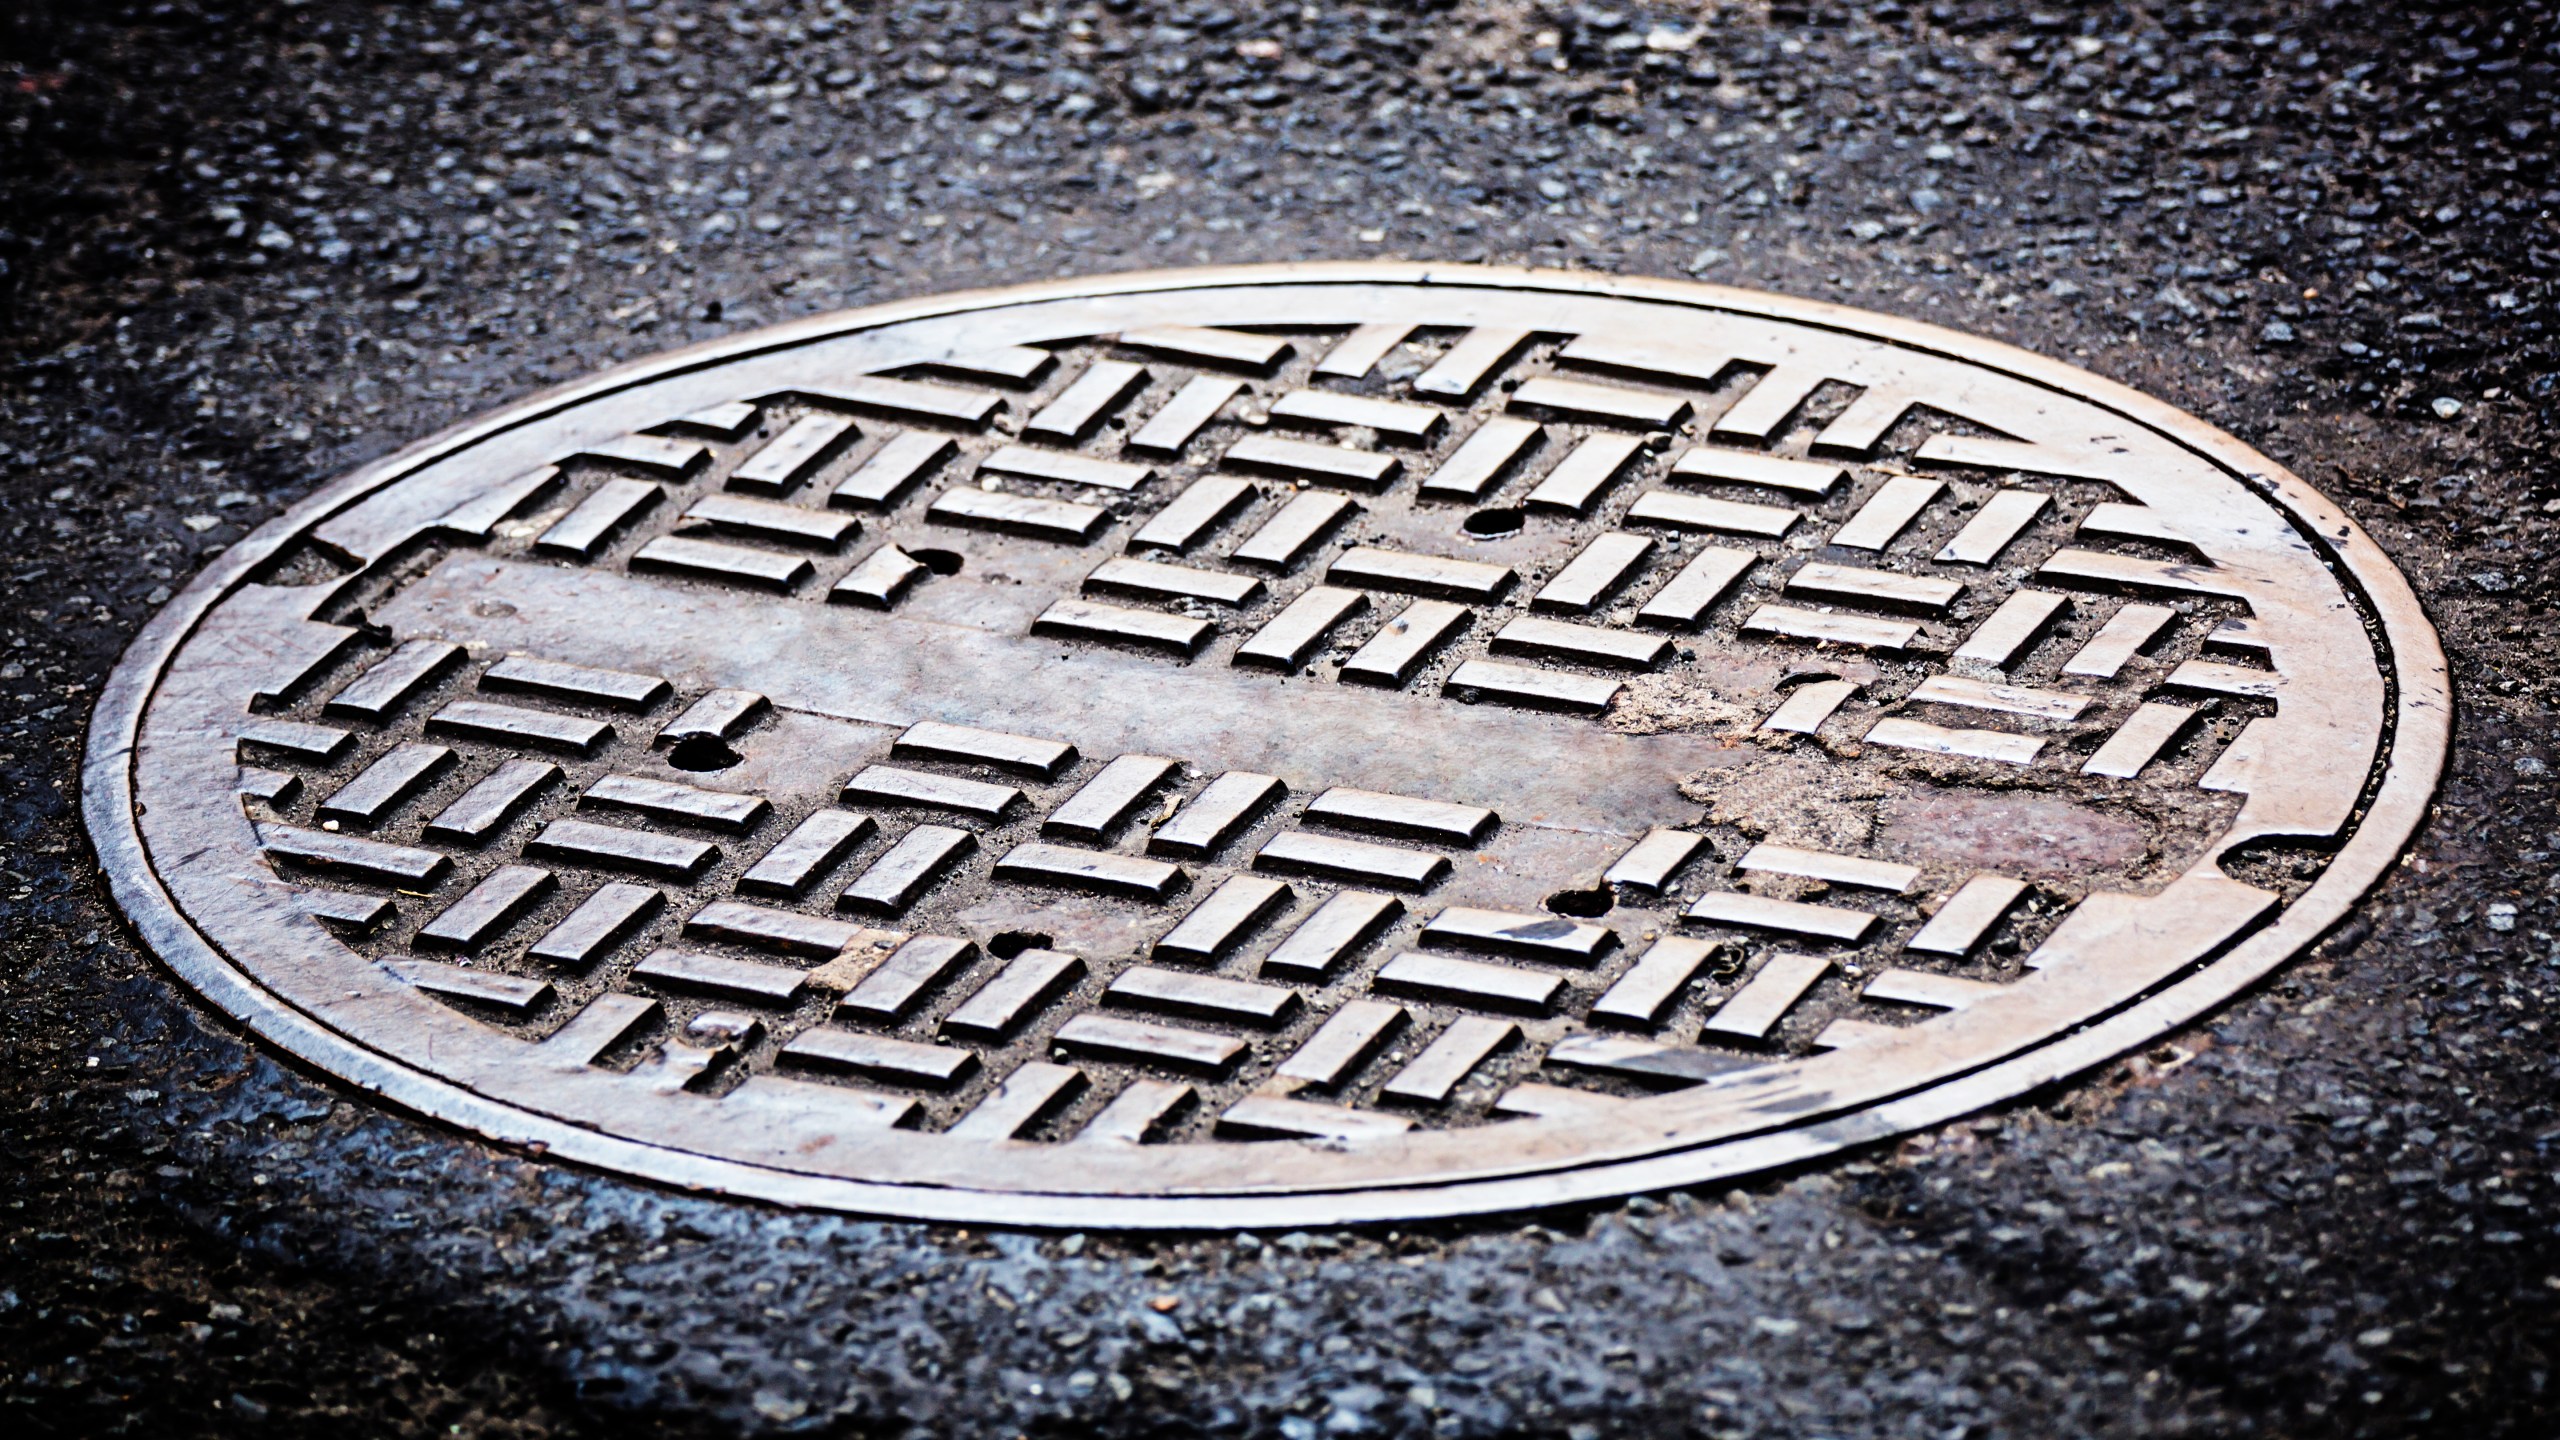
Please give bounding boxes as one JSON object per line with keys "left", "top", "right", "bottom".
{"left": 3, "top": 1, "right": 2557, "bottom": 1436}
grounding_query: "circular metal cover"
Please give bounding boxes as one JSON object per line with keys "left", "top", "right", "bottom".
{"left": 85, "top": 264, "right": 2447, "bottom": 1227}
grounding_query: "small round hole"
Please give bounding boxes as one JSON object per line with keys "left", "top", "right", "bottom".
{"left": 1545, "top": 884, "right": 1614, "bottom": 918}
{"left": 987, "top": 930, "right": 1053, "bottom": 959}
{"left": 909, "top": 547, "right": 965, "bottom": 576}
{"left": 1463, "top": 507, "right": 1524, "bottom": 537}
{"left": 666, "top": 735, "right": 743, "bottom": 771}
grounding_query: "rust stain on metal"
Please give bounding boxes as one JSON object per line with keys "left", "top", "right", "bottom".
{"left": 1878, "top": 787, "right": 2151, "bottom": 881}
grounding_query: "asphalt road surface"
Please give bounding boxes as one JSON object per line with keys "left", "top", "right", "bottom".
{"left": 3, "top": 1, "right": 2556, "bottom": 1436}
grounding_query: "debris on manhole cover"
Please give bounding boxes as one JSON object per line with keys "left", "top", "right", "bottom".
{"left": 84, "top": 265, "right": 2448, "bottom": 1227}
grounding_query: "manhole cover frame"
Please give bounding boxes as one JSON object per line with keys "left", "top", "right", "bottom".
{"left": 83, "top": 262, "right": 2451, "bottom": 1227}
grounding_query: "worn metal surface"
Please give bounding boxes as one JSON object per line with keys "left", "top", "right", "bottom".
{"left": 85, "top": 264, "right": 2446, "bottom": 1225}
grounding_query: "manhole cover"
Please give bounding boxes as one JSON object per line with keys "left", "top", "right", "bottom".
{"left": 86, "top": 265, "right": 2446, "bottom": 1226}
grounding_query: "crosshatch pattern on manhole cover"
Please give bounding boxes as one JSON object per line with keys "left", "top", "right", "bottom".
{"left": 84, "top": 265, "right": 2449, "bottom": 1227}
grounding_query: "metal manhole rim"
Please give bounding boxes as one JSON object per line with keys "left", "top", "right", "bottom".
{"left": 83, "top": 261, "right": 2452, "bottom": 1228}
